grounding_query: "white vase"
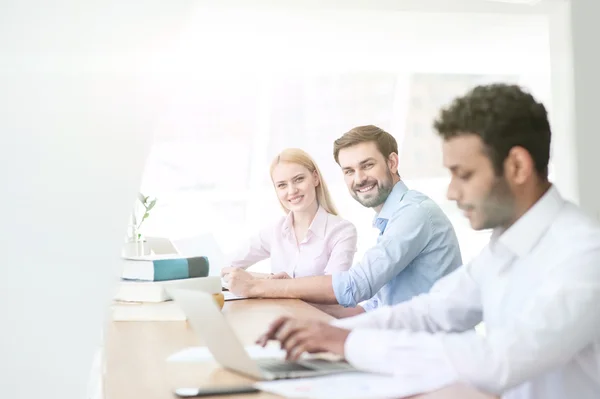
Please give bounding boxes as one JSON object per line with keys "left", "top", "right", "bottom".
{"left": 122, "top": 240, "right": 151, "bottom": 257}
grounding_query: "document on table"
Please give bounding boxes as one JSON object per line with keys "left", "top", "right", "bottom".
{"left": 167, "top": 343, "right": 285, "bottom": 363}
{"left": 254, "top": 372, "right": 452, "bottom": 399}
{"left": 221, "top": 277, "right": 230, "bottom": 290}
{"left": 223, "top": 290, "right": 247, "bottom": 301}
{"left": 221, "top": 277, "right": 247, "bottom": 300}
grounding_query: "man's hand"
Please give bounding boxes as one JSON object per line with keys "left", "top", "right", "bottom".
{"left": 225, "top": 268, "right": 258, "bottom": 297}
{"left": 256, "top": 316, "right": 351, "bottom": 361}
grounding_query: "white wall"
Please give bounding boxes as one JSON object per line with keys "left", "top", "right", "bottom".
{"left": 547, "top": 1, "right": 600, "bottom": 219}
{"left": 547, "top": 1, "right": 578, "bottom": 204}
{"left": 189, "top": 0, "right": 560, "bottom": 14}
{"left": 0, "top": 1, "right": 193, "bottom": 398}
{"left": 569, "top": 1, "right": 600, "bottom": 219}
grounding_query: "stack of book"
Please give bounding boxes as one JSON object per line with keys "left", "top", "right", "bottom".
{"left": 112, "top": 255, "right": 220, "bottom": 321}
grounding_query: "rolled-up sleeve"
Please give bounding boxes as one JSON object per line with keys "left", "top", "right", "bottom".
{"left": 332, "top": 265, "right": 481, "bottom": 331}
{"left": 332, "top": 205, "right": 431, "bottom": 307}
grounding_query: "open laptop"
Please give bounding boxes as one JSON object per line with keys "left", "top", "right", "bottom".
{"left": 146, "top": 234, "right": 226, "bottom": 277}
{"left": 172, "top": 233, "right": 227, "bottom": 276}
{"left": 168, "top": 288, "right": 356, "bottom": 380}
{"left": 145, "top": 236, "right": 180, "bottom": 255}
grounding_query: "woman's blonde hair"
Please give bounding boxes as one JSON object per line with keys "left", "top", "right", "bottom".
{"left": 270, "top": 148, "right": 339, "bottom": 216}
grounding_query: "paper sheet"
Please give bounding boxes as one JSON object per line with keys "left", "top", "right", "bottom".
{"left": 221, "top": 276, "right": 247, "bottom": 300}
{"left": 221, "top": 277, "right": 230, "bottom": 290}
{"left": 254, "top": 372, "right": 432, "bottom": 399}
{"left": 223, "top": 291, "right": 248, "bottom": 301}
{"left": 167, "top": 343, "right": 285, "bottom": 363}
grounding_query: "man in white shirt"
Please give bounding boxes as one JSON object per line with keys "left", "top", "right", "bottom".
{"left": 256, "top": 83, "right": 600, "bottom": 399}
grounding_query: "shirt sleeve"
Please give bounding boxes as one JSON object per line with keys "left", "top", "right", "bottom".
{"left": 332, "top": 265, "right": 482, "bottom": 332}
{"left": 228, "top": 225, "right": 272, "bottom": 269}
{"left": 360, "top": 296, "right": 379, "bottom": 312}
{"left": 343, "top": 251, "right": 600, "bottom": 395}
{"left": 323, "top": 221, "right": 358, "bottom": 274}
{"left": 331, "top": 205, "right": 432, "bottom": 307}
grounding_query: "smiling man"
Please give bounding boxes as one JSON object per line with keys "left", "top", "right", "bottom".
{"left": 224, "top": 125, "right": 462, "bottom": 317}
{"left": 257, "top": 84, "right": 600, "bottom": 399}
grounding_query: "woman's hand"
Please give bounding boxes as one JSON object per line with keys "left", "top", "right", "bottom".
{"left": 226, "top": 268, "right": 258, "bottom": 297}
{"left": 220, "top": 266, "right": 238, "bottom": 277}
{"left": 269, "top": 272, "right": 292, "bottom": 279}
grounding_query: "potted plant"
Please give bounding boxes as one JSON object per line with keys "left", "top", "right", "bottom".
{"left": 124, "top": 193, "right": 157, "bottom": 257}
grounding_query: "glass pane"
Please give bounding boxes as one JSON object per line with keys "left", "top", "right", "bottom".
{"left": 265, "top": 72, "right": 399, "bottom": 187}
{"left": 401, "top": 73, "right": 518, "bottom": 262}
{"left": 136, "top": 10, "right": 551, "bottom": 267}
{"left": 138, "top": 77, "right": 261, "bottom": 245}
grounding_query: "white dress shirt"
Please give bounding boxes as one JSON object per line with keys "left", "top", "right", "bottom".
{"left": 332, "top": 186, "right": 600, "bottom": 399}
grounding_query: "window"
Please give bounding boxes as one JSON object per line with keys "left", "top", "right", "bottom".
{"left": 139, "top": 9, "right": 552, "bottom": 270}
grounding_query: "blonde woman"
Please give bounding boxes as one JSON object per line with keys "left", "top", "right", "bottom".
{"left": 221, "top": 148, "right": 357, "bottom": 281}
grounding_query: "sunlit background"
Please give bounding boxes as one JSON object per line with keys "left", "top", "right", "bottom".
{"left": 138, "top": 8, "right": 552, "bottom": 271}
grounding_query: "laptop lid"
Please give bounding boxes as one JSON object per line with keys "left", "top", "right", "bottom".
{"left": 173, "top": 233, "right": 226, "bottom": 276}
{"left": 145, "top": 236, "right": 179, "bottom": 255}
{"left": 167, "top": 288, "right": 264, "bottom": 379}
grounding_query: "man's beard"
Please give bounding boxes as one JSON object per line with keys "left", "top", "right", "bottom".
{"left": 351, "top": 169, "right": 395, "bottom": 209}
{"left": 473, "top": 176, "right": 516, "bottom": 230}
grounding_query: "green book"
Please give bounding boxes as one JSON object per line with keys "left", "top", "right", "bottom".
{"left": 122, "top": 256, "right": 210, "bottom": 282}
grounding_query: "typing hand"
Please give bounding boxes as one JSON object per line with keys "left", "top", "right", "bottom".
{"left": 255, "top": 316, "right": 350, "bottom": 361}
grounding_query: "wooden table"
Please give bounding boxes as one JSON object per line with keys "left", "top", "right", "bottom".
{"left": 104, "top": 299, "right": 496, "bottom": 399}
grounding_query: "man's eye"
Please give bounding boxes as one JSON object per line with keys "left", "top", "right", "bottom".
{"left": 363, "top": 163, "right": 374, "bottom": 169}
{"left": 458, "top": 172, "right": 473, "bottom": 181}
{"left": 277, "top": 184, "right": 286, "bottom": 189}
{"left": 344, "top": 170, "right": 353, "bottom": 175}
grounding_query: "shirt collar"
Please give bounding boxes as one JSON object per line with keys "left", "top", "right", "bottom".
{"left": 282, "top": 205, "right": 328, "bottom": 239}
{"left": 493, "top": 185, "right": 565, "bottom": 258}
{"left": 281, "top": 211, "right": 294, "bottom": 238}
{"left": 372, "top": 180, "right": 409, "bottom": 228}
{"left": 307, "top": 205, "right": 328, "bottom": 238}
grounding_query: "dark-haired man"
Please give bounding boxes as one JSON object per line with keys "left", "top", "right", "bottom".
{"left": 257, "top": 84, "right": 600, "bottom": 399}
{"left": 224, "top": 125, "right": 462, "bottom": 317}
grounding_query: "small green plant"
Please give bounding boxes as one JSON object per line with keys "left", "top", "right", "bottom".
{"left": 130, "top": 193, "right": 157, "bottom": 241}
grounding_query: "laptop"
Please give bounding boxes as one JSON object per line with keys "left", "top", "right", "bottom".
{"left": 146, "top": 234, "right": 226, "bottom": 277}
{"left": 145, "top": 236, "right": 180, "bottom": 255}
{"left": 172, "top": 233, "right": 227, "bottom": 276}
{"left": 168, "top": 288, "right": 356, "bottom": 380}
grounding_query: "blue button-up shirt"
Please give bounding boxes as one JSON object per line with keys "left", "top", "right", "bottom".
{"left": 332, "top": 181, "right": 462, "bottom": 311}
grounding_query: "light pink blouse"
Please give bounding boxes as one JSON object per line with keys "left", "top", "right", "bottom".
{"left": 229, "top": 206, "right": 357, "bottom": 277}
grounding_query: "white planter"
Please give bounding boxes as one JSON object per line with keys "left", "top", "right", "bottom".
{"left": 122, "top": 240, "right": 151, "bottom": 257}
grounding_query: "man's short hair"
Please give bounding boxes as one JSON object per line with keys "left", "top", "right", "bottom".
{"left": 333, "top": 125, "right": 399, "bottom": 164}
{"left": 433, "top": 83, "right": 551, "bottom": 178}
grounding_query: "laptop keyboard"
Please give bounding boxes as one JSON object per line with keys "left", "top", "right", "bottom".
{"left": 257, "top": 359, "right": 314, "bottom": 372}
{"left": 298, "top": 358, "right": 355, "bottom": 371}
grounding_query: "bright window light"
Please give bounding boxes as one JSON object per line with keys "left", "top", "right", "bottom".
{"left": 139, "top": 8, "right": 552, "bottom": 270}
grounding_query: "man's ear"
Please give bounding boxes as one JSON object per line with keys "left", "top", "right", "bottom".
{"left": 387, "top": 153, "right": 399, "bottom": 175}
{"left": 505, "top": 146, "right": 535, "bottom": 185}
